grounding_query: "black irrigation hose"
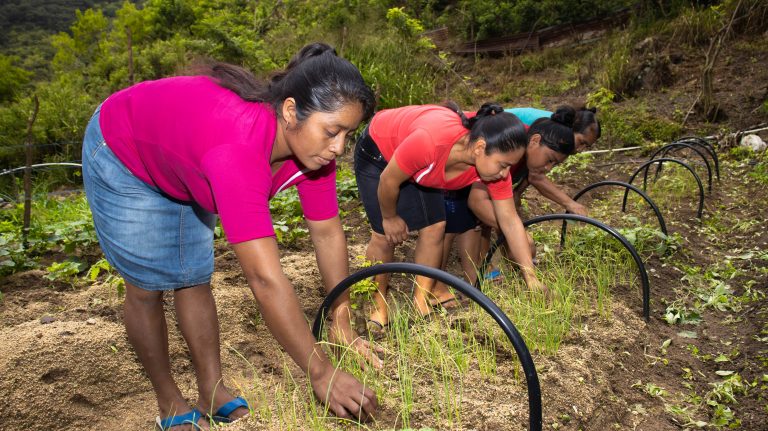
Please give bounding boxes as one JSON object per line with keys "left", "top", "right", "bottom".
{"left": 312, "top": 262, "right": 542, "bottom": 431}
{"left": 673, "top": 137, "right": 720, "bottom": 180}
{"left": 623, "top": 158, "right": 705, "bottom": 219}
{"left": 480, "top": 214, "right": 650, "bottom": 321}
{"left": 648, "top": 143, "right": 712, "bottom": 192}
{"left": 560, "top": 181, "right": 668, "bottom": 248}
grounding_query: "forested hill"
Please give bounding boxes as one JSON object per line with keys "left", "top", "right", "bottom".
{"left": 0, "top": 1, "right": 124, "bottom": 41}
{"left": 0, "top": 0, "right": 125, "bottom": 77}
{"left": 0, "top": 0, "right": 763, "bottom": 167}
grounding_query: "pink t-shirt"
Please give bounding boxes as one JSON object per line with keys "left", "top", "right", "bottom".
{"left": 99, "top": 76, "right": 338, "bottom": 243}
{"left": 369, "top": 105, "right": 513, "bottom": 200}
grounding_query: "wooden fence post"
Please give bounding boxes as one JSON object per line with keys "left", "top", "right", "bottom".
{"left": 22, "top": 95, "right": 40, "bottom": 249}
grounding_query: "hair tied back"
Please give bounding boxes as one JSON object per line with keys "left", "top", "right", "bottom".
{"left": 550, "top": 105, "right": 576, "bottom": 128}
{"left": 476, "top": 102, "right": 504, "bottom": 119}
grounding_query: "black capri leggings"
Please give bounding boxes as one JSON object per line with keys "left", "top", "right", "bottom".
{"left": 354, "top": 128, "right": 446, "bottom": 235}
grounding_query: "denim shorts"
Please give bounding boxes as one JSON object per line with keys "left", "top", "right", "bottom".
{"left": 81, "top": 106, "right": 217, "bottom": 291}
{"left": 354, "top": 128, "right": 445, "bottom": 234}
{"left": 444, "top": 186, "right": 478, "bottom": 234}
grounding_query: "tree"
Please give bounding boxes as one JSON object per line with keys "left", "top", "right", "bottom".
{"left": 0, "top": 54, "right": 31, "bottom": 103}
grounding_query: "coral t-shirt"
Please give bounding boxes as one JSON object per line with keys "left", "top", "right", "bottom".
{"left": 368, "top": 105, "right": 513, "bottom": 200}
{"left": 99, "top": 76, "right": 338, "bottom": 244}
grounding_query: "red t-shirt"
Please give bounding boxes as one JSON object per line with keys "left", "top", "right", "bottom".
{"left": 368, "top": 105, "right": 513, "bottom": 200}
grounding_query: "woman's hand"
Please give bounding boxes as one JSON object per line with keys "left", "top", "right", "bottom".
{"left": 328, "top": 313, "right": 384, "bottom": 370}
{"left": 311, "top": 364, "right": 378, "bottom": 421}
{"left": 565, "top": 201, "right": 588, "bottom": 216}
{"left": 522, "top": 269, "right": 551, "bottom": 300}
{"left": 382, "top": 215, "right": 409, "bottom": 245}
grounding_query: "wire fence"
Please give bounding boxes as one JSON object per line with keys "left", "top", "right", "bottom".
{"left": 0, "top": 141, "right": 80, "bottom": 150}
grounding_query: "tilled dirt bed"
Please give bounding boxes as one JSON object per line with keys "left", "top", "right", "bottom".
{"left": 1, "top": 149, "right": 767, "bottom": 430}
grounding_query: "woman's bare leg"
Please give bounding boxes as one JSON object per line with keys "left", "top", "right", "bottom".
{"left": 366, "top": 232, "right": 395, "bottom": 326}
{"left": 412, "top": 221, "right": 446, "bottom": 316}
{"left": 174, "top": 284, "right": 248, "bottom": 420}
{"left": 124, "top": 282, "right": 210, "bottom": 430}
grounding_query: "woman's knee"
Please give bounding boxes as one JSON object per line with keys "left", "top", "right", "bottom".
{"left": 125, "top": 282, "right": 163, "bottom": 308}
{"left": 419, "top": 221, "right": 446, "bottom": 242}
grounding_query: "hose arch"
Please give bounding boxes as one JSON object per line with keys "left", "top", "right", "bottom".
{"left": 649, "top": 143, "right": 712, "bottom": 191}
{"left": 623, "top": 158, "right": 705, "bottom": 219}
{"left": 312, "top": 262, "right": 542, "bottom": 431}
{"left": 480, "top": 214, "right": 650, "bottom": 321}
{"left": 560, "top": 180, "right": 667, "bottom": 248}
{"left": 672, "top": 137, "right": 719, "bottom": 180}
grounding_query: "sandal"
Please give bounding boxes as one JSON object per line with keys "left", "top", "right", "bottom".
{"left": 156, "top": 409, "right": 204, "bottom": 430}
{"left": 366, "top": 319, "right": 389, "bottom": 340}
{"left": 484, "top": 269, "right": 503, "bottom": 284}
{"left": 432, "top": 295, "right": 469, "bottom": 310}
{"left": 208, "top": 396, "right": 249, "bottom": 424}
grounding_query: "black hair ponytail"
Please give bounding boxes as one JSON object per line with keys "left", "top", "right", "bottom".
{"left": 573, "top": 106, "right": 601, "bottom": 139}
{"left": 206, "top": 42, "right": 376, "bottom": 122}
{"left": 268, "top": 43, "right": 337, "bottom": 87}
{"left": 442, "top": 101, "right": 527, "bottom": 155}
{"left": 529, "top": 117, "right": 576, "bottom": 155}
{"left": 550, "top": 105, "right": 576, "bottom": 128}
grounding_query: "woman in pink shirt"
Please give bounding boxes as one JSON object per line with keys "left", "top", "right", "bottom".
{"left": 82, "top": 43, "right": 377, "bottom": 430}
{"left": 354, "top": 102, "right": 547, "bottom": 332}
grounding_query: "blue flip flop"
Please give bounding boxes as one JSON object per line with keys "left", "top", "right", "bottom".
{"left": 209, "top": 396, "right": 250, "bottom": 424}
{"left": 155, "top": 409, "right": 204, "bottom": 430}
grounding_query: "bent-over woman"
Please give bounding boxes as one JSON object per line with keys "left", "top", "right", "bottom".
{"left": 83, "top": 43, "right": 378, "bottom": 430}
{"left": 354, "top": 102, "right": 546, "bottom": 332}
{"left": 436, "top": 106, "right": 600, "bottom": 289}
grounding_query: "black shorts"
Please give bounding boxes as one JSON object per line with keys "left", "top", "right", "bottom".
{"left": 354, "top": 128, "right": 445, "bottom": 235}
{"left": 444, "top": 186, "right": 478, "bottom": 234}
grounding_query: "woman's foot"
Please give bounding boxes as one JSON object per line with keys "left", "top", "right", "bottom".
{"left": 413, "top": 294, "right": 433, "bottom": 317}
{"left": 196, "top": 391, "right": 249, "bottom": 424}
{"left": 156, "top": 404, "right": 210, "bottom": 430}
{"left": 430, "top": 295, "right": 468, "bottom": 310}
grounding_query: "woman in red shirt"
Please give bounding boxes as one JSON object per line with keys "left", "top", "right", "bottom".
{"left": 354, "top": 102, "right": 546, "bottom": 331}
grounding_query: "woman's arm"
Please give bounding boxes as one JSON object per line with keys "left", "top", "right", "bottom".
{"left": 378, "top": 155, "right": 413, "bottom": 244}
{"left": 306, "top": 216, "right": 383, "bottom": 368}
{"left": 527, "top": 170, "right": 587, "bottom": 216}
{"left": 513, "top": 177, "right": 529, "bottom": 211}
{"left": 490, "top": 198, "right": 547, "bottom": 294}
{"left": 306, "top": 216, "right": 349, "bottom": 305}
{"left": 468, "top": 183, "right": 499, "bottom": 229}
{"left": 233, "top": 237, "right": 377, "bottom": 419}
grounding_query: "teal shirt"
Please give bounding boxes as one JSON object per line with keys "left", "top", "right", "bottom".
{"left": 505, "top": 107, "right": 552, "bottom": 126}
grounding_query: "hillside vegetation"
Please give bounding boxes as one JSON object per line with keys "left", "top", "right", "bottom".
{"left": 1, "top": 1, "right": 768, "bottom": 430}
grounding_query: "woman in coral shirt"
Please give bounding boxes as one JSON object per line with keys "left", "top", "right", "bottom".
{"left": 354, "top": 102, "right": 546, "bottom": 332}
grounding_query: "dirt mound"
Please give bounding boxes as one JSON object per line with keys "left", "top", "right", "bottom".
{"left": 0, "top": 319, "right": 148, "bottom": 429}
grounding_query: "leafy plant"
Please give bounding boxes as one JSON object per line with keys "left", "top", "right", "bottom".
{"left": 44, "top": 259, "right": 87, "bottom": 284}
{"left": 87, "top": 257, "right": 125, "bottom": 296}
{"left": 269, "top": 188, "right": 308, "bottom": 245}
{"left": 664, "top": 303, "right": 702, "bottom": 325}
{"left": 550, "top": 152, "right": 594, "bottom": 178}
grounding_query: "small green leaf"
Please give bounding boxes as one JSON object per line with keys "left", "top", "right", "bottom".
{"left": 714, "top": 354, "right": 730, "bottom": 363}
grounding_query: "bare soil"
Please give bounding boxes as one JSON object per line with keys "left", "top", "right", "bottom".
{"left": 1, "top": 33, "right": 767, "bottom": 431}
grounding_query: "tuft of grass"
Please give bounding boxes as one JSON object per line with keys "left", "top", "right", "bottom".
{"left": 481, "top": 222, "right": 642, "bottom": 355}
